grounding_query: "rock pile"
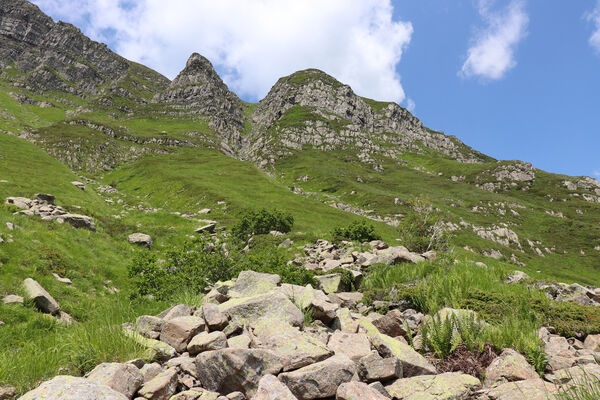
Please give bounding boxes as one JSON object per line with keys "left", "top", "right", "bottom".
{"left": 5, "top": 194, "right": 96, "bottom": 230}
{"left": 20, "top": 268, "right": 600, "bottom": 400}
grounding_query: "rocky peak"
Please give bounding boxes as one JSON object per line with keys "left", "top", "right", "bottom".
{"left": 0, "top": 0, "right": 166, "bottom": 99}
{"left": 152, "top": 53, "right": 245, "bottom": 142}
{"left": 247, "top": 68, "right": 488, "bottom": 167}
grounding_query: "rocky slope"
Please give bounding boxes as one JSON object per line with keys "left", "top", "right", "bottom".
{"left": 0, "top": 0, "right": 169, "bottom": 102}
{"left": 245, "top": 69, "right": 489, "bottom": 168}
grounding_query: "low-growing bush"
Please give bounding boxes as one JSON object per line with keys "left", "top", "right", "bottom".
{"left": 128, "top": 237, "right": 234, "bottom": 300}
{"left": 128, "top": 236, "right": 315, "bottom": 301}
{"left": 397, "top": 196, "right": 449, "bottom": 253}
{"left": 331, "top": 221, "right": 381, "bottom": 243}
{"left": 231, "top": 208, "right": 294, "bottom": 241}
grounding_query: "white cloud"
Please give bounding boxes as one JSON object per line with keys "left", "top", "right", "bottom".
{"left": 460, "top": 0, "right": 529, "bottom": 80}
{"left": 586, "top": 2, "right": 600, "bottom": 53}
{"left": 593, "top": 169, "right": 600, "bottom": 178}
{"left": 32, "top": 0, "right": 413, "bottom": 104}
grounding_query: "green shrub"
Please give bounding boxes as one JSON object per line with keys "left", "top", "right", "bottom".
{"left": 397, "top": 196, "right": 449, "bottom": 253}
{"left": 421, "top": 314, "right": 458, "bottom": 359}
{"left": 128, "top": 237, "right": 234, "bottom": 300}
{"left": 331, "top": 222, "right": 381, "bottom": 243}
{"left": 232, "top": 208, "right": 294, "bottom": 241}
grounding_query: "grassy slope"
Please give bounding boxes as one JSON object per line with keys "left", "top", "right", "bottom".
{"left": 274, "top": 150, "right": 600, "bottom": 285}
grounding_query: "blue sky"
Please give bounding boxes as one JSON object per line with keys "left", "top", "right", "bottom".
{"left": 33, "top": 0, "right": 600, "bottom": 178}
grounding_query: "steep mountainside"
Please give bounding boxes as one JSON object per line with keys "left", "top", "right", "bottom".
{"left": 3, "top": 0, "right": 600, "bottom": 396}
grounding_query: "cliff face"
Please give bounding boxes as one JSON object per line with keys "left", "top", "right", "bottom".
{"left": 0, "top": 0, "right": 168, "bottom": 99}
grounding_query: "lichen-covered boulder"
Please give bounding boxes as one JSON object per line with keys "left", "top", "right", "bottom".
{"left": 218, "top": 291, "right": 304, "bottom": 328}
{"left": 484, "top": 349, "right": 538, "bottom": 387}
{"left": 86, "top": 363, "right": 143, "bottom": 399}
{"left": 476, "top": 379, "right": 556, "bottom": 400}
{"left": 371, "top": 334, "right": 436, "bottom": 377}
{"left": 251, "top": 374, "right": 297, "bottom": 400}
{"left": 385, "top": 372, "right": 481, "bottom": 400}
{"left": 327, "top": 331, "right": 371, "bottom": 363}
{"left": 336, "top": 381, "right": 389, "bottom": 400}
{"left": 160, "top": 316, "right": 206, "bottom": 352}
{"left": 278, "top": 354, "right": 356, "bottom": 400}
{"left": 195, "top": 348, "right": 284, "bottom": 397}
{"left": 252, "top": 319, "right": 332, "bottom": 371}
{"left": 137, "top": 368, "right": 178, "bottom": 400}
{"left": 228, "top": 270, "right": 281, "bottom": 298}
{"left": 19, "top": 376, "right": 127, "bottom": 400}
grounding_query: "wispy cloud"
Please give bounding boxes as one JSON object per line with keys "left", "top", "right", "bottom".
{"left": 33, "top": 0, "right": 414, "bottom": 105}
{"left": 460, "top": 0, "right": 529, "bottom": 80}
{"left": 593, "top": 169, "right": 600, "bottom": 179}
{"left": 586, "top": 1, "right": 600, "bottom": 53}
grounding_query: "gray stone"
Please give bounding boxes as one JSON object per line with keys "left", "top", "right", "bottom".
{"left": 138, "top": 368, "right": 178, "bottom": 400}
{"left": 251, "top": 374, "right": 297, "bottom": 400}
{"left": 128, "top": 233, "right": 153, "bottom": 249}
{"left": 336, "top": 382, "right": 389, "bottom": 400}
{"left": 385, "top": 372, "right": 481, "bottom": 400}
{"left": 195, "top": 348, "right": 284, "bottom": 397}
{"left": 358, "top": 351, "right": 403, "bottom": 382}
{"left": 327, "top": 331, "right": 372, "bottom": 363}
{"left": 19, "top": 376, "right": 127, "bottom": 400}
{"left": 201, "top": 303, "right": 229, "bottom": 331}
{"left": 371, "top": 334, "right": 436, "bottom": 377}
{"left": 278, "top": 354, "right": 356, "bottom": 400}
{"left": 2, "top": 295, "right": 23, "bottom": 305}
{"left": 23, "top": 278, "right": 60, "bottom": 314}
{"left": 87, "top": 363, "right": 144, "bottom": 399}
{"left": 187, "top": 331, "right": 228, "bottom": 355}
{"left": 228, "top": 271, "right": 281, "bottom": 298}
{"left": 160, "top": 316, "right": 206, "bottom": 353}
{"left": 484, "top": 349, "right": 538, "bottom": 388}
{"left": 218, "top": 291, "right": 304, "bottom": 328}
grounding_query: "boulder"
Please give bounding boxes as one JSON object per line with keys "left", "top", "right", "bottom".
{"left": 23, "top": 278, "right": 60, "bottom": 314}
{"left": 140, "top": 363, "right": 162, "bottom": 383}
{"left": 252, "top": 319, "right": 332, "bottom": 371}
{"left": 227, "top": 333, "right": 252, "bottom": 349}
{"left": 72, "top": 181, "right": 86, "bottom": 190}
{"left": 251, "top": 374, "right": 297, "bottom": 400}
{"left": 278, "top": 354, "right": 356, "bottom": 400}
{"left": 166, "top": 356, "right": 198, "bottom": 378}
{"left": 195, "top": 348, "right": 284, "bottom": 397}
{"left": 160, "top": 316, "right": 206, "bottom": 352}
{"left": 372, "top": 309, "right": 407, "bottom": 338}
{"left": 371, "top": 334, "right": 436, "bottom": 377}
{"left": 158, "top": 304, "right": 194, "bottom": 320}
{"left": 87, "top": 363, "right": 144, "bottom": 399}
{"left": 385, "top": 372, "right": 481, "bottom": 400}
{"left": 135, "top": 315, "right": 164, "bottom": 339}
{"left": 336, "top": 382, "right": 389, "bottom": 400}
{"left": 544, "top": 335, "right": 576, "bottom": 371}
{"left": 187, "top": 331, "right": 228, "bottom": 355}
{"left": 332, "top": 307, "right": 359, "bottom": 333}
{"left": 128, "top": 233, "right": 153, "bottom": 249}
{"left": 195, "top": 223, "right": 216, "bottom": 233}
{"left": 2, "top": 295, "right": 23, "bottom": 305}
{"left": 327, "top": 331, "right": 372, "bottom": 363}
{"left": 218, "top": 291, "right": 304, "bottom": 328}
{"left": 505, "top": 271, "right": 530, "bottom": 284}
{"left": 584, "top": 334, "right": 600, "bottom": 351}
{"left": 358, "top": 351, "right": 403, "bottom": 383}
{"left": 5, "top": 197, "right": 32, "bottom": 209}
{"left": 58, "top": 214, "right": 96, "bottom": 231}
{"left": 122, "top": 328, "right": 176, "bottom": 362}
{"left": 545, "top": 363, "right": 600, "bottom": 385}
{"left": 316, "top": 274, "right": 344, "bottom": 294}
{"left": 138, "top": 368, "right": 178, "bottom": 400}
{"left": 201, "top": 303, "right": 229, "bottom": 331}
{"left": 228, "top": 271, "right": 281, "bottom": 298}
{"left": 476, "top": 379, "right": 556, "bottom": 400}
{"left": 19, "top": 376, "right": 127, "bottom": 400}
{"left": 484, "top": 349, "right": 538, "bottom": 388}
{"left": 34, "top": 193, "right": 56, "bottom": 204}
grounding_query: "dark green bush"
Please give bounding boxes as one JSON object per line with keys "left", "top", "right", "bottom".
{"left": 128, "top": 236, "right": 314, "bottom": 300}
{"left": 331, "top": 221, "right": 381, "bottom": 243}
{"left": 128, "top": 237, "right": 233, "bottom": 300}
{"left": 232, "top": 208, "right": 294, "bottom": 241}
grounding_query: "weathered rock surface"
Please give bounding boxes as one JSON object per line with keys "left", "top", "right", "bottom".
{"left": 278, "top": 354, "right": 356, "bottom": 400}
{"left": 138, "top": 368, "right": 178, "bottom": 400}
{"left": 385, "top": 372, "right": 481, "bottom": 400}
{"left": 195, "top": 349, "right": 284, "bottom": 396}
{"left": 371, "top": 334, "right": 437, "bottom": 377}
{"left": 218, "top": 291, "right": 304, "bottom": 328}
{"left": 86, "top": 363, "right": 143, "bottom": 399}
{"left": 23, "top": 277, "right": 60, "bottom": 314}
{"left": 128, "top": 233, "right": 153, "bottom": 249}
{"left": 251, "top": 374, "right": 297, "bottom": 400}
{"left": 160, "top": 316, "right": 206, "bottom": 352}
{"left": 336, "top": 382, "right": 389, "bottom": 400}
{"left": 484, "top": 349, "right": 538, "bottom": 388}
{"left": 19, "top": 376, "right": 128, "bottom": 400}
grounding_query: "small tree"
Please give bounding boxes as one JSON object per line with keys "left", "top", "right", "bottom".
{"left": 397, "top": 197, "right": 449, "bottom": 253}
{"left": 232, "top": 208, "right": 294, "bottom": 241}
{"left": 331, "top": 221, "right": 381, "bottom": 243}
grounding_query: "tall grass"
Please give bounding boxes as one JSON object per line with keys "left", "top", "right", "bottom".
{"left": 0, "top": 297, "right": 164, "bottom": 394}
{"left": 555, "top": 375, "right": 600, "bottom": 400}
